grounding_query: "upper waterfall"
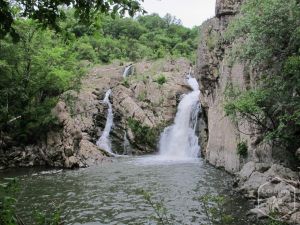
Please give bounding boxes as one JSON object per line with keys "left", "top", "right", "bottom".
{"left": 158, "top": 75, "right": 201, "bottom": 160}
{"left": 96, "top": 89, "right": 114, "bottom": 154}
{"left": 123, "top": 65, "right": 133, "bottom": 78}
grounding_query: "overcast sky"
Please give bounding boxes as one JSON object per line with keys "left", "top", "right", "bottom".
{"left": 141, "top": 0, "right": 216, "bottom": 28}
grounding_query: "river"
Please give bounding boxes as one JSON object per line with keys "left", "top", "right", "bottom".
{"left": 0, "top": 156, "right": 252, "bottom": 225}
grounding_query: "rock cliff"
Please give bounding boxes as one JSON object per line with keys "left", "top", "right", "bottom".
{"left": 196, "top": 0, "right": 246, "bottom": 173}
{"left": 196, "top": 0, "right": 300, "bottom": 222}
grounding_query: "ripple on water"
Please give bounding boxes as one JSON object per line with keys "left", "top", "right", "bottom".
{"left": 0, "top": 156, "right": 252, "bottom": 225}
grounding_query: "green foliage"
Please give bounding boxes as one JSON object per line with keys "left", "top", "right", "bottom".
{"left": 135, "top": 188, "right": 173, "bottom": 225}
{"left": 0, "top": 178, "right": 63, "bottom": 225}
{"left": 122, "top": 79, "right": 130, "bottom": 88}
{"left": 127, "top": 118, "right": 159, "bottom": 148}
{"left": 225, "top": 0, "right": 300, "bottom": 67}
{"left": 0, "top": 178, "right": 19, "bottom": 225}
{"left": 197, "top": 194, "right": 234, "bottom": 225}
{"left": 155, "top": 74, "right": 167, "bottom": 85}
{"left": 237, "top": 141, "right": 248, "bottom": 158}
{"left": 206, "top": 31, "right": 220, "bottom": 51}
{"left": 0, "top": 0, "right": 145, "bottom": 39}
{"left": 33, "top": 205, "right": 63, "bottom": 225}
{"left": 0, "top": 19, "right": 83, "bottom": 145}
{"left": 62, "top": 12, "right": 198, "bottom": 63}
{"left": 224, "top": 0, "right": 300, "bottom": 154}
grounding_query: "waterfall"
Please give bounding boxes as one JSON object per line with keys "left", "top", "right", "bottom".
{"left": 123, "top": 65, "right": 132, "bottom": 78}
{"left": 123, "top": 132, "right": 132, "bottom": 155}
{"left": 96, "top": 89, "right": 114, "bottom": 153}
{"left": 158, "top": 75, "right": 201, "bottom": 160}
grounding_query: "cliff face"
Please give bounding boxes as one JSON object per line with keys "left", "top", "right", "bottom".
{"left": 197, "top": 0, "right": 299, "bottom": 174}
{"left": 196, "top": 0, "right": 247, "bottom": 173}
{"left": 196, "top": 0, "right": 282, "bottom": 172}
{"left": 196, "top": 1, "right": 300, "bottom": 222}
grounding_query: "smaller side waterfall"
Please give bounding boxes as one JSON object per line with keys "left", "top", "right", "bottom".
{"left": 96, "top": 89, "right": 114, "bottom": 153}
{"left": 123, "top": 65, "right": 133, "bottom": 78}
{"left": 123, "top": 132, "right": 132, "bottom": 155}
{"left": 158, "top": 74, "right": 201, "bottom": 160}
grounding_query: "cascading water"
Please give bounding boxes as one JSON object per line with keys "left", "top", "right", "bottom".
{"left": 123, "top": 132, "right": 132, "bottom": 155}
{"left": 158, "top": 74, "right": 201, "bottom": 160}
{"left": 123, "top": 65, "right": 133, "bottom": 78}
{"left": 96, "top": 89, "right": 114, "bottom": 154}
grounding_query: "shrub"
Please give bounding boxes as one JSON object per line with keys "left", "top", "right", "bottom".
{"left": 122, "top": 78, "right": 130, "bottom": 88}
{"left": 0, "top": 178, "right": 63, "bottom": 225}
{"left": 197, "top": 194, "right": 234, "bottom": 225}
{"left": 237, "top": 141, "right": 248, "bottom": 158}
{"left": 127, "top": 118, "right": 159, "bottom": 148}
{"left": 135, "top": 188, "right": 172, "bottom": 225}
{"left": 155, "top": 74, "right": 167, "bottom": 85}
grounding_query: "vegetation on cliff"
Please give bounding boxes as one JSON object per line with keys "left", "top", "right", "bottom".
{"left": 0, "top": 7, "right": 198, "bottom": 147}
{"left": 224, "top": 0, "right": 300, "bottom": 156}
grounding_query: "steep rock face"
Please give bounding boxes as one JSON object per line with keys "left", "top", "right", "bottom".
{"left": 196, "top": 0, "right": 278, "bottom": 172}
{"left": 196, "top": 0, "right": 300, "bottom": 222}
{"left": 196, "top": 0, "right": 245, "bottom": 173}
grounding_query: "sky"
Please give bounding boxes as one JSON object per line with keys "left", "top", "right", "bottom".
{"left": 141, "top": 0, "right": 216, "bottom": 28}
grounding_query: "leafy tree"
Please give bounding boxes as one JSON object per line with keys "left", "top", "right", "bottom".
{"left": 0, "top": 19, "right": 82, "bottom": 145}
{"left": 0, "top": 0, "right": 145, "bottom": 40}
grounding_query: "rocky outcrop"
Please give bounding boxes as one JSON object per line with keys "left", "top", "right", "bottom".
{"left": 196, "top": 0, "right": 277, "bottom": 173}
{"left": 196, "top": 0, "right": 300, "bottom": 223}
{"left": 196, "top": 0, "right": 246, "bottom": 173}
{"left": 236, "top": 161, "right": 300, "bottom": 223}
{"left": 0, "top": 58, "right": 192, "bottom": 169}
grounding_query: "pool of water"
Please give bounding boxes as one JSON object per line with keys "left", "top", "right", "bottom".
{"left": 0, "top": 156, "right": 252, "bottom": 225}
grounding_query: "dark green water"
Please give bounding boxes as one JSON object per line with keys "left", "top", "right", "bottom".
{"left": 0, "top": 156, "right": 252, "bottom": 225}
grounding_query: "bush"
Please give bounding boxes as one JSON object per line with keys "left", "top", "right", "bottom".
{"left": 197, "top": 194, "right": 234, "bottom": 225}
{"left": 237, "top": 141, "right": 248, "bottom": 158}
{"left": 155, "top": 74, "right": 167, "bottom": 85}
{"left": 127, "top": 118, "right": 159, "bottom": 148}
{"left": 122, "top": 79, "right": 130, "bottom": 88}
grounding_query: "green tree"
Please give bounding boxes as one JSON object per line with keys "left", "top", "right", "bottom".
{"left": 0, "top": 0, "right": 145, "bottom": 40}
{"left": 0, "top": 19, "right": 82, "bottom": 145}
